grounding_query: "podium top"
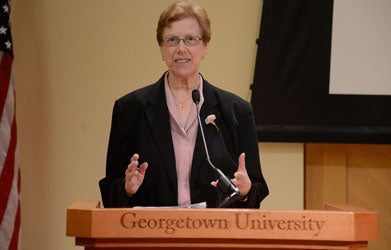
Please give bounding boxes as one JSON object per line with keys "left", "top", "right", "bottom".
{"left": 66, "top": 201, "right": 377, "bottom": 242}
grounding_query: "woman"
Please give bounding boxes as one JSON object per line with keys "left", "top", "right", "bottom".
{"left": 99, "top": 1, "right": 268, "bottom": 208}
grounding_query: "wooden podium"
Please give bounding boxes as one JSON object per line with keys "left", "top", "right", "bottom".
{"left": 66, "top": 201, "right": 377, "bottom": 250}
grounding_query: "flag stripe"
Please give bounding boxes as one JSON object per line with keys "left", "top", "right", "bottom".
{"left": 0, "top": 52, "right": 12, "bottom": 117}
{"left": 9, "top": 178, "right": 21, "bottom": 250}
{"left": 0, "top": 134, "right": 20, "bottom": 250}
{"left": 0, "top": 115, "right": 17, "bottom": 222}
{"left": 0, "top": 55, "right": 14, "bottom": 175}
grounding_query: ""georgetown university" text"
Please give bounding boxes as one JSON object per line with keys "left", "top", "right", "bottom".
{"left": 120, "top": 212, "right": 325, "bottom": 236}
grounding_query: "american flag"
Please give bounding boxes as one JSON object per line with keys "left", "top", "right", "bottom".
{"left": 0, "top": 0, "right": 21, "bottom": 249}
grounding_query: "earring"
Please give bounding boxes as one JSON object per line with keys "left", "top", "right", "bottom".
{"left": 162, "top": 57, "right": 165, "bottom": 61}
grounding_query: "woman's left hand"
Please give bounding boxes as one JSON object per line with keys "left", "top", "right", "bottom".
{"left": 211, "top": 153, "right": 251, "bottom": 199}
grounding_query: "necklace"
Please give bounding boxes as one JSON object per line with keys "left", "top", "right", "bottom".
{"left": 172, "top": 92, "right": 190, "bottom": 109}
{"left": 168, "top": 83, "right": 191, "bottom": 109}
{"left": 167, "top": 73, "right": 193, "bottom": 109}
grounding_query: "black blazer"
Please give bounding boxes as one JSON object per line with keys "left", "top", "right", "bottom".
{"left": 99, "top": 73, "right": 268, "bottom": 208}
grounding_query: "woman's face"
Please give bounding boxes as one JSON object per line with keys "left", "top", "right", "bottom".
{"left": 160, "top": 17, "right": 208, "bottom": 80}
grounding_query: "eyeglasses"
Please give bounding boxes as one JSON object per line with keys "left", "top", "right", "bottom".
{"left": 162, "top": 35, "right": 202, "bottom": 47}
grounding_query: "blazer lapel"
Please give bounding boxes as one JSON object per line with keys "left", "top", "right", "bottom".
{"left": 145, "top": 79, "right": 177, "bottom": 190}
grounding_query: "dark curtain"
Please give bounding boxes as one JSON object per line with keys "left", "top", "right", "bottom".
{"left": 251, "top": 0, "right": 391, "bottom": 143}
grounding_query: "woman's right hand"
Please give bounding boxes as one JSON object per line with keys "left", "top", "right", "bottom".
{"left": 124, "top": 153, "right": 148, "bottom": 196}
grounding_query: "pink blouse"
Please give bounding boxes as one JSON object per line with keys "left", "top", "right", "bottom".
{"left": 164, "top": 72, "right": 204, "bottom": 206}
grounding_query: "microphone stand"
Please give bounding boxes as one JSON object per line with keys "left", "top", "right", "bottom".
{"left": 192, "top": 90, "right": 240, "bottom": 208}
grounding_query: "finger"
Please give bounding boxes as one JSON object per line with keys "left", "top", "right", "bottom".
{"left": 233, "top": 171, "right": 244, "bottom": 182}
{"left": 211, "top": 180, "right": 218, "bottom": 187}
{"left": 231, "top": 178, "right": 239, "bottom": 187}
{"left": 130, "top": 153, "right": 139, "bottom": 163}
{"left": 237, "top": 152, "right": 246, "bottom": 172}
{"left": 127, "top": 154, "right": 142, "bottom": 174}
{"left": 126, "top": 161, "right": 139, "bottom": 174}
{"left": 138, "top": 162, "right": 148, "bottom": 175}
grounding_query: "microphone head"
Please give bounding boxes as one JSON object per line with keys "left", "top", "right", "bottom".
{"left": 192, "top": 89, "right": 200, "bottom": 104}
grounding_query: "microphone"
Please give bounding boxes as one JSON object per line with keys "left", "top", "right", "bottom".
{"left": 192, "top": 89, "right": 240, "bottom": 208}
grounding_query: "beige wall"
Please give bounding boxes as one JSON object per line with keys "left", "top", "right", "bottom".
{"left": 11, "top": 1, "right": 303, "bottom": 249}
